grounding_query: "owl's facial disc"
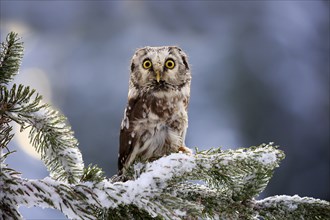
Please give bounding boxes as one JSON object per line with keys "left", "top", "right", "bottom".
{"left": 131, "top": 46, "right": 190, "bottom": 91}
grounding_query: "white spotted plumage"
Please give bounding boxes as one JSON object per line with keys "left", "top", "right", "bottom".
{"left": 118, "top": 46, "right": 192, "bottom": 174}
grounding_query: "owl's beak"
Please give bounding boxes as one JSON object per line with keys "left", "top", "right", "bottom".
{"left": 154, "top": 62, "right": 162, "bottom": 83}
{"left": 156, "top": 71, "right": 161, "bottom": 83}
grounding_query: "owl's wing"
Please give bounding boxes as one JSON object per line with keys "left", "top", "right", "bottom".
{"left": 118, "top": 95, "right": 143, "bottom": 173}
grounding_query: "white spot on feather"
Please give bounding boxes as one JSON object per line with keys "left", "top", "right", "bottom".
{"left": 148, "top": 112, "right": 159, "bottom": 121}
{"left": 125, "top": 118, "right": 129, "bottom": 129}
{"left": 121, "top": 108, "right": 129, "bottom": 129}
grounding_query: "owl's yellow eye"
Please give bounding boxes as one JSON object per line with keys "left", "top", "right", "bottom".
{"left": 142, "top": 59, "right": 152, "bottom": 69}
{"left": 165, "top": 59, "right": 175, "bottom": 69}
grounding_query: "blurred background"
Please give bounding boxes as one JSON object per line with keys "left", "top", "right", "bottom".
{"left": 1, "top": 1, "right": 329, "bottom": 219}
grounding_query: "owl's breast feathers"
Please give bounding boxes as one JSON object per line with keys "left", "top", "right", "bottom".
{"left": 118, "top": 86, "right": 190, "bottom": 173}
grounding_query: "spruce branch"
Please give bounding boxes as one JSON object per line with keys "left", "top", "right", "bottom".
{"left": 0, "top": 84, "right": 44, "bottom": 119}
{"left": 0, "top": 83, "right": 84, "bottom": 184}
{"left": 109, "top": 144, "right": 286, "bottom": 219}
{"left": 81, "top": 164, "right": 106, "bottom": 183}
{"left": 0, "top": 200, "right": 22, "bottom": 220}
{"left": 0, "top": 116, "right": 13, "bottom": 150}
{"left": 0, "top": 33, "right": 84, "bottom": 184}
{"left": 1, "top": 171, "right": 95, "bottom": 219}
{"left": 28, "top": 107, "right": 84, "bottom": 184}
{"left": 1, "top": 145, "right": 329, "bottom": 220}
{"left": 256, "top": 195, "right": 330, "bottom": 220}
{"left": 101, "top": 204, "right": 163, "bottom": 220}
{"left": 0, "top": 150, "right": 22, "bottom": 220}
{"left": 187, "top": 143, "right": 285, "bottom": 201}
{"left": 0, "top": 153, "right": 196, "bottom": 220}
{"left": 0, "top": 32, "right": 23, "bottom": 84}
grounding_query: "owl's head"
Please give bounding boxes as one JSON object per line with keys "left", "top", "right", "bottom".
{"left": 130, "top": 46, "right": 191, "bottom": 91}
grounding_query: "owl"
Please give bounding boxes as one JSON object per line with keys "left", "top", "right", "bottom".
{"left": 118, "top": 46, "right": 192, "bottom": 174}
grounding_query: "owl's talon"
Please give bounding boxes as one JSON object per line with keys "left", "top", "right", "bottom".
{"left": 178, "top": 146, "right": 192, "bottom": 155}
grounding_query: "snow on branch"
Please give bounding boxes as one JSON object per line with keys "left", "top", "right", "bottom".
{"left": 188, "top": 144, "right": 284, "bottom": 201}
{"left": 1, "top": 153, "right": 195, "bottom": 220}
{"left": 4, "top": 144, "right": 321, "bottom": 220}
{"left": 256, "top": 195, "right": 330, "bottom": 219}
{"left": 28, "top": 107, "right": 84, "bottom": 184}
{"left": 1, "top": 141, "right": 329, "bottom": 219}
